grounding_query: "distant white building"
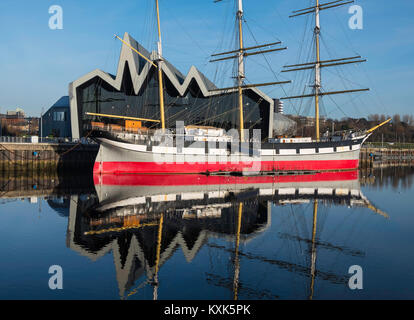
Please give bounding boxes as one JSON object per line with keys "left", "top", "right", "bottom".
{"left": 6, "top": 108, "right": 25, "bottom": 118}
{"left": 274, "top": 99, "right": 284, "bottom": 114}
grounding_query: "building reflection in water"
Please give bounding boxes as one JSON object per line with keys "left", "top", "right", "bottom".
{"left": 1, "top": 167, "right": 404, "bottom": 299}
{"left": 62, "top": 170, "right": 389, "bottom": 300}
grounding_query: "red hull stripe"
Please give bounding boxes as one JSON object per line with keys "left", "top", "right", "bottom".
{"left": 93, "top": 170, "right": 358, "bottom": 186}
{"left": 94, "top": 160, "right": 359, "bottom": 175}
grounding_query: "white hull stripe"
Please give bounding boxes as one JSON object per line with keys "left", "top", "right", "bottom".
{"left": 98, "top": 137, "right": 362, "bottom": 156}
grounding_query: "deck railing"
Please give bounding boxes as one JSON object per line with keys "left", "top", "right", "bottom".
{"left": 0, "top": 136, "right": 97, "bottom": 145}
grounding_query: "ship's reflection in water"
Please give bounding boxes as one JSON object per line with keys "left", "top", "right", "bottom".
{"left": 63, "top": 170, "right": 392, "bottom": 300}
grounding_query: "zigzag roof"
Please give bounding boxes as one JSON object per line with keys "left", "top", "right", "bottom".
{"left": 69, "top": 32, "right": 273, "bottom": 138}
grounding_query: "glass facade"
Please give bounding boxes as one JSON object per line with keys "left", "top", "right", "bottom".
{"left": 53, "top": 111, "right": 65, "bottom": 121}
{"left": 76, "top": 63, "right": 271, "bottom": 139}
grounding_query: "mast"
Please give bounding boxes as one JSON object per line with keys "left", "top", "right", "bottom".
{"left": 211, "top": 0, "right": 290, "bottom": 140}
{"left": 237, "top": 0, "right": 245, "bottom": 141}
{"left": 113, "top": 1, "right": 166, "bottom": 129}
{"left": 281, "top": 0, "right": 369, "bottom": 140}
{"left": 314, "top": 0, "right": 321, "bottom": 141}
{"left": 156, "top": 0, "right": 166, "bottom": 130}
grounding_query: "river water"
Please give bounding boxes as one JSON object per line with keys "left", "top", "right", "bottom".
{"left": 0, "top": 166, "right": 413, "bottom": 300}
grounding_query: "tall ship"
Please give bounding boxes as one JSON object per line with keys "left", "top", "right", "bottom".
{"left": 70, "top": 0, "right": 389, "bottom": 175}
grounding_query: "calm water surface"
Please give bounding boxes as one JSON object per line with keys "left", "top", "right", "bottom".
{"left": 1, "top": 166, "right": 413, "bottom": 300}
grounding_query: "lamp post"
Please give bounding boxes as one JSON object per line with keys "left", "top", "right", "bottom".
{"left": 40, "top": 107, "right": 43, "bottom": 142}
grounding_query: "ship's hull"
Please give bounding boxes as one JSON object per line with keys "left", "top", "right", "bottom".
{"left": 93, "top": 135, "right": 366, "bottom": 174}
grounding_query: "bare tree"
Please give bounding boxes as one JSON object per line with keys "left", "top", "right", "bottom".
{"left": 368, "top": 114, "right": 380, "bottom": 122}
{"left": 403, "top": 114, "right": 410, "bottom": 124}
{"left": 393, "top": 114, "right": 401, "bottom": 124}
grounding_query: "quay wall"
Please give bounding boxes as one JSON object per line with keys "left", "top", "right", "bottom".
{"left": 360, "top": 147, "right": 414, "bottom": 168}
{"left": 0, "top": 142, "right": 98, "bottom": 173}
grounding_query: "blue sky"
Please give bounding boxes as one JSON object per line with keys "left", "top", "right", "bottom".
{"left": 0, "top": 0, "right": 413, "bottom": 118}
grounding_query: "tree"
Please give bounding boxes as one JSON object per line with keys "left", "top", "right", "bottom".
{"left": 403, "top": 114, "right": 410, "bottom": 124}
{"left": 393, "top": 114, "right": 401, "bottom": 124}
{"left": 368, "top": 114, "right": 380, "bottom": 122}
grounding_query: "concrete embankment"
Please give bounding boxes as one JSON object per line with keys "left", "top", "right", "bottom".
{"left": 0, "top": 142, "right": 98, "bottom": 173}
{"left": 360, "top": 147, "right": 414, "bottom": 168}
